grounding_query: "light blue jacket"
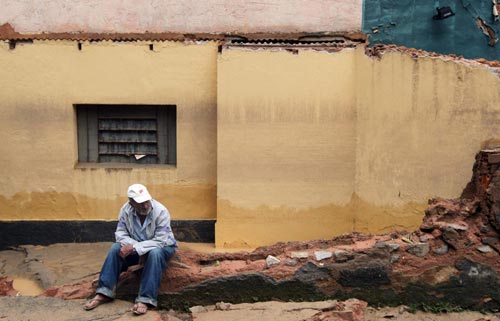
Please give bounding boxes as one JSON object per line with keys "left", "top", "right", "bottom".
{"left": 115, "top": 199, "right": 177, "bottom": 255}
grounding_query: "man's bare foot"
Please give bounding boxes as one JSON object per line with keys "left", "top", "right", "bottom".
{"left": 83, "top": 294, "right": 112, "bottom": 310}
{"left": 132, "top": 302, "right": 148, "bottom": 315}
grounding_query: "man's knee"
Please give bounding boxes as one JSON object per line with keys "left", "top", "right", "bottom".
{"left": 109, "top": 242, "right": 121, "bottom": 254}
{"left": 164, "top": 246, "right": 176, "bottom": 261}
{"left": 146, "top": 247, "right": 175, "bottom": 263}
{"left": 147, "top": 248, "right": 163, "bottom": 260}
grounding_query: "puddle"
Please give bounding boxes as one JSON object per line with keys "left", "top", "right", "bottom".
{"left": 12, "top": 277, "right": 44, "bottom": 296}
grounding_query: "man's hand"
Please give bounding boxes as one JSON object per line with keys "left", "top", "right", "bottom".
{"left": 119, "top": 244, "right": 135, "bottom": 258}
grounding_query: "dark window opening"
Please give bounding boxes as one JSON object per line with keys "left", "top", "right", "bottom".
{"left": 76, "top": 104, "right": 176, "bottom": 165}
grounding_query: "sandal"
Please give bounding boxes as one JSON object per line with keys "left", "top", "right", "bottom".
{"left": 84, "top": 294, "right": 112, "bottom": 310}
{"left": 132, "top": 302, "right": 148, "bottom": 315}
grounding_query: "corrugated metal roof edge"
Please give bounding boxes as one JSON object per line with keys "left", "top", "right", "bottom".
{"left": 0, "top": 22, "right": 367, "bottom": 43}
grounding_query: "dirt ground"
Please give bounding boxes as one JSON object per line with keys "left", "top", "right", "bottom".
{"left": 1, "top": 242, "right": 500, "bottom": 321}
{"left": 1, "top": 296, "right": 499, "bottom": 321}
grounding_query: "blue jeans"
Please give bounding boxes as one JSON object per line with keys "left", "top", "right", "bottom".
{"left": 96, "top": 242, "right": 176, "bottom": 307}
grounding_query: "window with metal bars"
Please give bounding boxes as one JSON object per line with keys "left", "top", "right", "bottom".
{"left": 76, "top": 104, "right": 176, "bottom": 165}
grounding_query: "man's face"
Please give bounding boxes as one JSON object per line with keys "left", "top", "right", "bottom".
{"left": 129, "top": 199, "right": 152, "bottom": 216}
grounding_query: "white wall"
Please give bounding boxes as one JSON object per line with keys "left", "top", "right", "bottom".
{"left": 1, "top": 0, "right": 362, "bottom": 34}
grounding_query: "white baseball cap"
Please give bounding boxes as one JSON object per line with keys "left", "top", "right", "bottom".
{"left": 127, "top": 184, "right": 152, "bottom": 203}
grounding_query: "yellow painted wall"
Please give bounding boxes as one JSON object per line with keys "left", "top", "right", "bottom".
{"left": 216, "top": 46, "right": 500, "bottom": 248}
{"left": 2, "top": 41, "right": 500, "bottom": 248}
{"left": 0, "top": 40, "right": 218, "bottom": 220}
{"left": 216, "top": 47, "right": 357, "bottom": 248}
{"left": 354, "top": 50, "right": 500, "bottom": 233}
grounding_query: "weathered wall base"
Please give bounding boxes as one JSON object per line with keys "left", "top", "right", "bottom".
{"left": 215, "top": 196, "right": 426, "bottom": 248}
{"left": 0, "top": 220, "right": 215, "bottom": 250}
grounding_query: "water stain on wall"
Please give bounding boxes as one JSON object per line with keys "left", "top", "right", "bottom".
{"left": 216, "top": 194, "right": 426, "bottom": 249}
{"left": 0, "top": 183, "right": 216, "bottom": 220}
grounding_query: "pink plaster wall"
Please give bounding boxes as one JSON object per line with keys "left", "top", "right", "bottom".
{"left": 1, "top": 0, "right": 362, "bottom": 34}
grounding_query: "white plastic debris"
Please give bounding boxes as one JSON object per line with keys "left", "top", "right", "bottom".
{"left": 314, "top": 250, "right": 333, "bottom": 261}
{"left": 265, "top": 255, "right": 281, "bottom": 268}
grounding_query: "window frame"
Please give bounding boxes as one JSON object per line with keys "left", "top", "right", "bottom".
{"left": 76, "top": 104, "right": 176, "bottom": 166}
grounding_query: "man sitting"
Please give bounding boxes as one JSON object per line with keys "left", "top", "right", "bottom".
{"left": 84, "top": 183, "right": 177, "bottom": 315}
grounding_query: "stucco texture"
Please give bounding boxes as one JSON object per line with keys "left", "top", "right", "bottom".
{"left": 216, "top": 46, "right": 500, "bottom": 248}
{"left": 0, "top": 40, "right": 217, "bottom": 220}
{"left": 354, "top": 50, "right": 500, "bottom": 223}
{"left": 216, "top": 47, "right": 357, "bottom": 248}
{"left": 1, "top": 0, "right": 362, "bottom": 34}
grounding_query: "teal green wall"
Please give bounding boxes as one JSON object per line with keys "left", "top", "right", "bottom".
{"left": 363, "top": 0, "right": 500, "bottom": 60}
